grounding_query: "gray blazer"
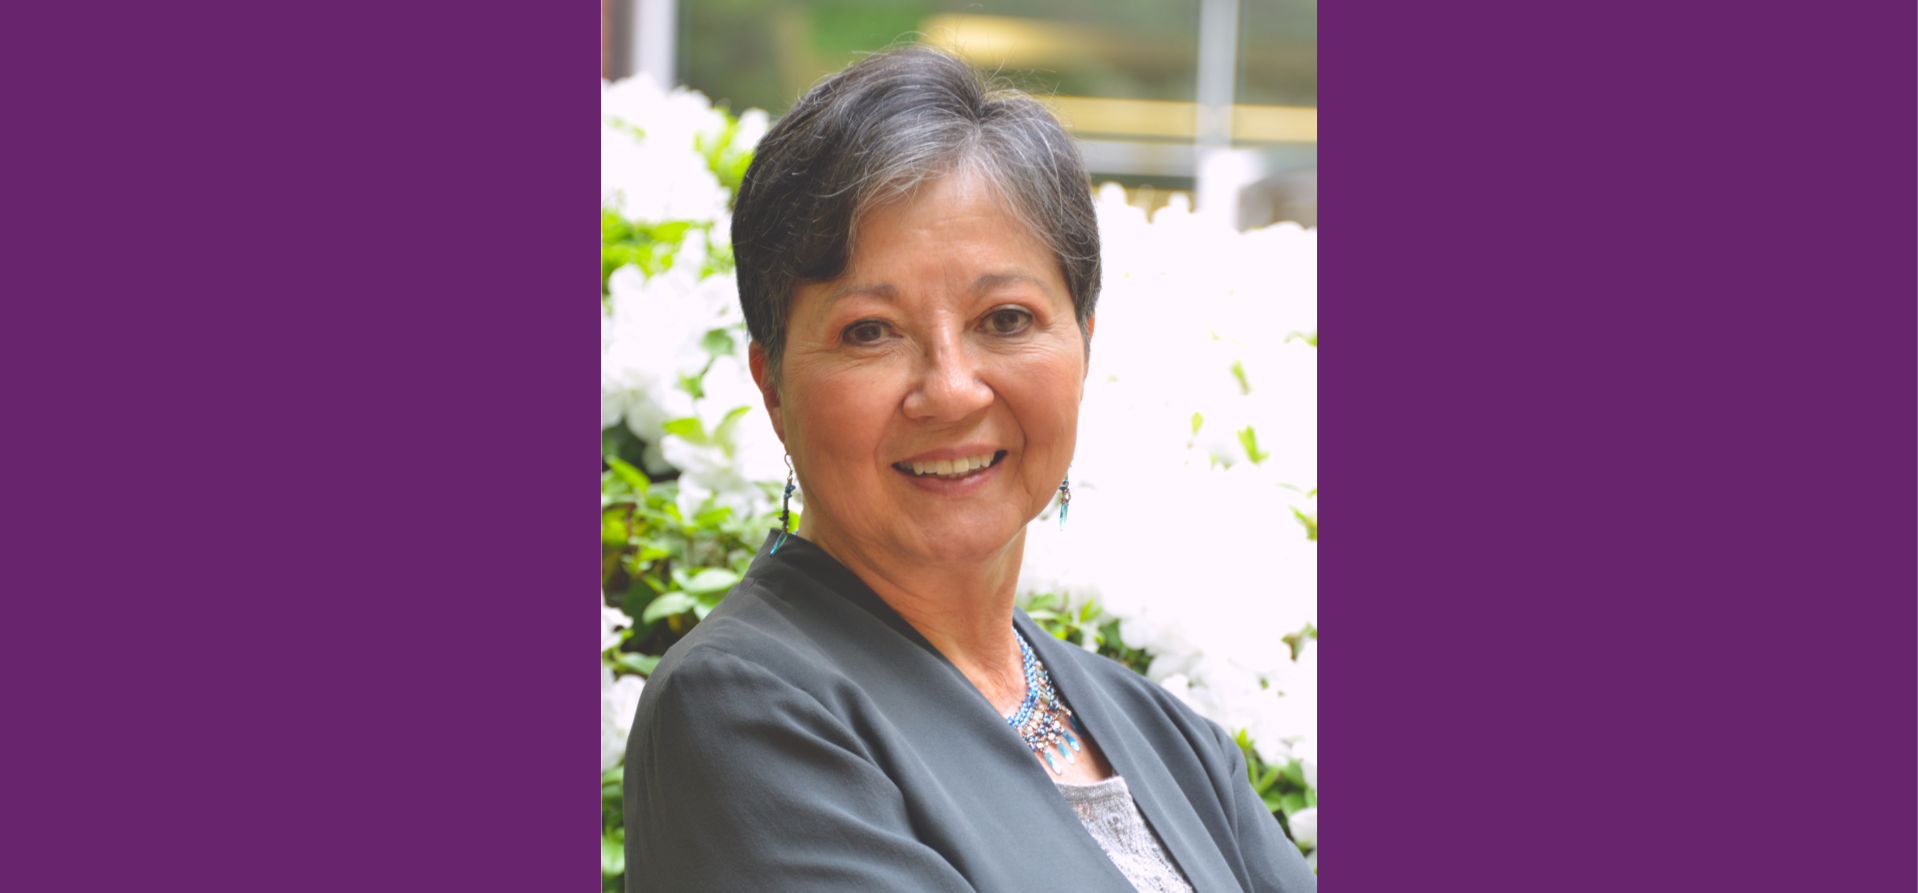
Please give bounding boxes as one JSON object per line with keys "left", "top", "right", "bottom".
{"left": 624, "top": 532, "right": 1317, "bottom": 892}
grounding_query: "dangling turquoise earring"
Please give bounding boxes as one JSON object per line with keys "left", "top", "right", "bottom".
{"left": 773, "top": 454, "right": 796, "bottom": 554}
{"left": 1057, "top": 471, "right": 1071, "bottom": 529}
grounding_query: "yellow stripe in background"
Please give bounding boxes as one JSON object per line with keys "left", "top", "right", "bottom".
{"left": 918, "top": 15, "right": 1315, "bottom": 144}
{"left": 1044, "top": 97, "right": 1317, "bottom": 144}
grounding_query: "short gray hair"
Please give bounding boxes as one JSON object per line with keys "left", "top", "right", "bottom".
{"left": 732, "top": 46, "right": 1101, "bottom": 383}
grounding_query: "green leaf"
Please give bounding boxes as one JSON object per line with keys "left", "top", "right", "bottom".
{"left": 680, "top": 568, "right": 739, "bottom": 596}
{"left": 661, "top": 417, "right": 707, "bottom": 445}
{"left": 1292, "top": 507, "right": 1317, "bottom": 540}
{"left": 601, "top": 828, "right": 625, "bottom": 876}
{"left": 676, "top": 371, "right": 706, "bottom": 400}
{"left": 700, "top": 328, "right": 737, "bottom": 360}
{"left": 692, "top": 602, "right": 713, "bottom": 620}
{"left": 710, "top": 405, "right": 753, "bottom": 457}
{"left": 601, "top": 512, "right": 628, "bottom": 547}
{"left": 1190, "top": 411, "right": 1204, "bottom": 434}
{"left": 606, "top": 457, "right": 650, "bottom": 493}
{"left": 1305, "top": 786, "right": 1317, "bottom": 808}
{"left": 641, "top": 592, "right": 699, "bottom": 623}
{"left": 1238, "top": 426, "right": 1270, "bottom": 465}
{"left": 1229, "top": 360, "right": 1251, "bottom": 395}
{"left": 1278, "top": 790, "right": 1308, "bottom": 818}
{"left": 615, "top": 652, "right": 660, "bottom": 676}
{"left": 1253, "top": 764, "right": 1283, "bottom": 793}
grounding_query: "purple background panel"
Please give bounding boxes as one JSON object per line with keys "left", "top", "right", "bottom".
{"left": 1325, "top": 0, "right": 1914, "bottom": 890}
{"left": 5, "top": 2, "right": 592, "bottom": 889}
{"left": 6, "top": 0, "right": 1913, "bottom": 888}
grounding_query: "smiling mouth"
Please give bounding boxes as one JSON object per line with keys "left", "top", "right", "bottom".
{"left": 893, "top": 450, "right": 1008, "bottom": 480}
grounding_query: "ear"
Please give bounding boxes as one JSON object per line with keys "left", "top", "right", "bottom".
{"left": 748, "top": 341, "right": 787, "bottom": 444}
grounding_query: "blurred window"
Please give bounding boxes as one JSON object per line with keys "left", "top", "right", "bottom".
{"left": 608, "top": 1, "right": 1317, "bottom": 227}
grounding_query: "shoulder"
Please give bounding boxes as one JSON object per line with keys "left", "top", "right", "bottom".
{"left": 636, "top": 574, "right": 852, "bottom": 724}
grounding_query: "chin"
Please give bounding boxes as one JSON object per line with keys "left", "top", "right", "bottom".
{"left": 897, "top": 515, "right": 1027, "bottom": 564}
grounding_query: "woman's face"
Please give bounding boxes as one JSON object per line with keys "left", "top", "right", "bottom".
{"left": 751, "top": 169, "right": 1088, "bottom": 572}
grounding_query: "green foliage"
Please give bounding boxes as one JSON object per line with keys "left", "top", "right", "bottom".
{"left": 600, "top": 100, "right": 764, "bottom": 882}
{"left": 1022, "top": 590, "right": 1319, "bottom": 838}
{"left": 695, "top": 113, "right": 757, "bottom": 200}
{"left": 601, "top": 213, "right": 696, "bottom": 297}
{"left": 1236, "top": 729, "right": 1317, "bottom": 854}
{"left": 601, "top": 428, "right": 783, "bottom": 888}
{"left": 1238, "top": 425, "right": 1271, "bottom": 465}
{"left": 601, "top": 454, "right": 779, "bottom": 648}
{"left": 602, "top": 766, "right": 626, "bottom": 885}
{"left": 602, "top": 100, "right": 757, "bottom": 299}
{"left": 1020, "top": 592, "right": 1153, "bottom": 675}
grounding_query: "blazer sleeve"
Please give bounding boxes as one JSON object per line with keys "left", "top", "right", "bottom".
{"left": 1209, "top": 721, "right": 1319, "bottom": 892}
{"left": 624, "top": 648, "right": 976, "bottom": 893}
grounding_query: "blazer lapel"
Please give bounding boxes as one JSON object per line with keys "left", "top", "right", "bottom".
{"left": 1018, "top": 611, "right": 1244, "bottom": 893}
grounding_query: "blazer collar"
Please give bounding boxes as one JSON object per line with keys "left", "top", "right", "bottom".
{"left": 1018, "top": 611, "right": 1242, "bottom": 893}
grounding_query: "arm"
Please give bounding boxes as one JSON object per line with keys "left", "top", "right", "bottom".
{"left": 1211, "top": 722, "right": 1318, "bottom": 892}
{"left": 624, "top": 649, "right": 976, "bottom": 893}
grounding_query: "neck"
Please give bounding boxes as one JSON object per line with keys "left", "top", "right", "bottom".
{"left": 798, "top": 517, "right": 1029, "bottom": 711}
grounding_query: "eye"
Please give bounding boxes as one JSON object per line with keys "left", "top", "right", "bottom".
{"left": 982, "top": 308, "right": 1032, "bottom": 336}
{"left": 843, "top": 320, "right": 889, "bottom": 345}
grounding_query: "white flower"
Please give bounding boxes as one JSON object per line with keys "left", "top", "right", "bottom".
{"left": 1288, "top": 806, "right": 1317, "bottom": 850}
{"left": 600, "top": 265, "right": 741, "bottom": 454}
{"left": 601, "top": 74, "right": 731, "bottom": 224}
{"left": 601, "top": 663, "right": 645, "bottom": 772}
{"left": 733, "top": 108, "right": 771, "bottom": 152}
{"left": 1158, "top": 673, "right": 1197, "bottom": 711}
{"left": 1292, "top": 737, "right": 1318, "bottom": 791}
{"left": 602, "top": 593, "right": 633, "bottom": 653}
{"left": 1014, "top": 191, "right": 1315, "bottom": 772}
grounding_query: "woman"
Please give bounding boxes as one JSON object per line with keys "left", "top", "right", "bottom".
{"left": 625, "top": 46, "right": 1316, "bottom": 893}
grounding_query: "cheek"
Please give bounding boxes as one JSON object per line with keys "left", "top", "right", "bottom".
{"left": 783, "top": 369, "right": 892, "bottom": 468}
{"left": 1005, "top": 352, "right": 1086, "bottom": 455}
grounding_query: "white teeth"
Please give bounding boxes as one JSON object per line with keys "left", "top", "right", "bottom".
{"left": 902, "top": 453, "right": 998, "bottom": 478}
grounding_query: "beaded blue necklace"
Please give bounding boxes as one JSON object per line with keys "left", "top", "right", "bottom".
{"left": 1005, "top": 627, "right": 1085, "bottom": 775}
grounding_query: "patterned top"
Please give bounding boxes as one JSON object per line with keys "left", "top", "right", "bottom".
{"left": 1055, "top": 775, "right": 1198, "bottom": 893}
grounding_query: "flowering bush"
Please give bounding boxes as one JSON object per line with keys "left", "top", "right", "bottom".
{"left": 598, "top": 74, "right": 1318, "bottom": 886}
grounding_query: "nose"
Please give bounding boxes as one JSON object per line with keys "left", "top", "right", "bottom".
{"left": 902, "top": 335, "right": 994, "bottom": 422}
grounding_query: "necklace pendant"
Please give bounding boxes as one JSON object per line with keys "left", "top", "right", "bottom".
{"left": 1006, "top": 627, "right": 1088, "bottom": 777}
